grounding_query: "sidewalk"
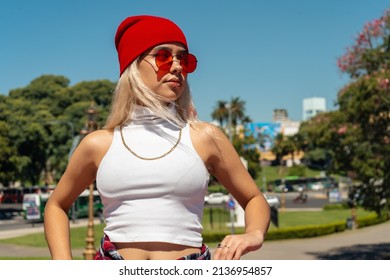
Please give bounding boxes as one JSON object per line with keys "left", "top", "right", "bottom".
{"left": 240, "top": 220, "right": 390, "bottom": 260}
{"left": 1, "top": 219, "right": 389, "bottom": 259}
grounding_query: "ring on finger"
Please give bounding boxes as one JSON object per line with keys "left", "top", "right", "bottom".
{"left": 217, "top": 243, "right": 229, "bottom": 249}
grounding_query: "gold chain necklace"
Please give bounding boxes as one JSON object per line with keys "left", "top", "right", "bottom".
{"left": 120, "top": 125, "right": 182, "bottom": 160}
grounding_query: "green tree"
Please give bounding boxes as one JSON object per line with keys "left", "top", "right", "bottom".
{"left": 0, "top": 75, "right": 115, "bottom": 186}
{"left": 211, "top": 97, "right": 247, "bottom": 137}
{"left": 241, "top": 115, "right": 252, "bottom": 125}
{"left": 298, "top": 113, "right": 335, "bottom": 170}
{"left": 211, "top": 100, "right": 228, "bottom": 127}
{"left": 271, "top": 133, "right": 289, "bottom": 166}
{"left": 211, "top": 98, "right": 260, "bottom": 179}
{"left": 299, "top": 10, "right": 390, "bottom": 214}
{"left": 335, "top": 10, "right": 390, "bottom": 214}
{"left": 232, "top": 129, "right": 261, "bottom": 179}
{"left": 229, "top": 97, "right": 246, "bottom": 126}
{"left": 0, "top": 120, "right": 18, "bottom": 185}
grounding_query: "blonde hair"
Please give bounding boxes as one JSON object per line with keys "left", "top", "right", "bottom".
{"left": 104, "top": 60, "right": 198, "bottom": 130}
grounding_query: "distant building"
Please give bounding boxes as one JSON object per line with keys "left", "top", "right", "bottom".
{"left": 272, "top": 109, "right": 300, "bottom": 136}
{"left": 279, "top": 119, "right": 300, "bottom": 137}
{"left": 246, "top": 109, "right": 301, "bottom": 149}
{"left": 245, "top": 108, "right": 302, "bottom": 163}
{"left": 245, "top": 122, "right": 281, "bottom": 152}
{"left": 303, "top": 97, "right": 326, "bottom": 121}
{"left": 273, "top": 109, "right": 288, "bottom": 122}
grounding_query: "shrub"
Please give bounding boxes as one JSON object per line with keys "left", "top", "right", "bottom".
{"left": 200, "top": 211, "right": 389, "bottom": 243}
{"left": 265, "top": 222, "right": 346, "bottom": 240}
{"left": 356, "top": 212, "right": 389, "bottom": 228}
{"left": 287, "top": 165, "right": 306, "bottom": 177}
{"left": 323, "top": 203, "right": 349, "bottom": 210}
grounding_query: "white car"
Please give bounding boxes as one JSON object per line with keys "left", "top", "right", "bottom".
{"left": 264, "top": 194, "right": 280, "bottom": 208}
{"left": 204, "top": 192, "right": 230, "bottom": 205}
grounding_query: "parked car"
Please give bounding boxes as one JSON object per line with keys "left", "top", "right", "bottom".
{"left": 275, "top": 184, "right": 294, "bottom": 193}
{"left": 264, "top": 194, "right": 280, "bottom": 209}
{"left": 204, "top": 192, "right": 230, "bottom": 205}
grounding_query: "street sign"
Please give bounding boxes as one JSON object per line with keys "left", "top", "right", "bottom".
{"left": 227, "top": 198, "right": 235, "bottom": 209}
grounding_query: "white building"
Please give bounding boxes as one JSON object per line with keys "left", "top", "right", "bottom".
{"left": 273, "top": 109, "right": 300, "bottom": 136}
{"left": 280, "top": 119, "right": 300, "bottom": 136}
{"left": 303, "top": 97, "right": 326, "bottom": 121}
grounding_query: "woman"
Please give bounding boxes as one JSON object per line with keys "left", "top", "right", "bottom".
{"left": 44, "top": 15, "right": 270, "bottom": 260}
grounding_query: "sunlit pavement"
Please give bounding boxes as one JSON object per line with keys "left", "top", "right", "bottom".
{"left": 239, "top": 220, "right": 390, "bottom": 260}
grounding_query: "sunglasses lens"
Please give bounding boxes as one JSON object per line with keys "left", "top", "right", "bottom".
{"left": 181, "top": 53, "right": 197, "bottom": 73}
{"left": 155, "top": 50, "right": 173, "bottom": 70}
{"left": 154, "top": 50, "right": 197, "bottom": 73}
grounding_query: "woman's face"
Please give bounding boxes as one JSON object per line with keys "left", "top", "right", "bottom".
{"left": 138, "top": 43, "right": 189, "bottom": 101}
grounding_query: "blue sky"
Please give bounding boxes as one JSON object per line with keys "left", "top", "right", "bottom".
{"left": 1, "top": 0, "right": 389, "bottom": 122}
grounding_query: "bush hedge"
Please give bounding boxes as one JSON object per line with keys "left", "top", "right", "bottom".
{"left": 322, "top": 203, "right": 350, "bottom": 210}
{"left": 356, "top": 212, "right": 389, "bottom": 228}
{"left": 201, "top": 212, "right": 389, "bottom": 243}
{"left": 265, "top": 222, "right": 346, "bottom": 241}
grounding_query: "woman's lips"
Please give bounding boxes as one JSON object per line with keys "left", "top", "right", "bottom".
{"left": 166, "top": 79, "right": 182, "bottom": 87}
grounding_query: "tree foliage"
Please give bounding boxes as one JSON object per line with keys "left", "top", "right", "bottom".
{"left": 211, "top": 100, "right": 228, "bottom": 127}
{"left": 211, "top": 97, "right": 261, "bottom": 179}
{"left": 211, "top": 97, "right": 250, "bottom": 127}
{"left": 299, "top": 9, "right": 390, "bottom": 214}
{"left": 0, "top": 75, "right": 116, "bottom": 186}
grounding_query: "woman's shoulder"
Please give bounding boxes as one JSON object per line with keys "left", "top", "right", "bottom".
{"left": 190, "top": 121, "right": 218, "bottom": 132}
{"left": 79, "top": 129, "right": 114, "bottom": 151}
{"left": 84, "top": 128, "right": 113, "bottom": 140}
{"left": 189, "top": 121, "right": 228, "bottom": 144}
{"left": 68, "top": 129, "right": 114, "bottom": 168}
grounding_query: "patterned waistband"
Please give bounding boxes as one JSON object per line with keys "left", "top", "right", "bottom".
{"left": 94, "top": 234, "right": 211, "bottom": 260}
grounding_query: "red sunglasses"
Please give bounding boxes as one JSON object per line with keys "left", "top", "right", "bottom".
{"left": 146, "top": 49, "right": 197, "bottom": 73}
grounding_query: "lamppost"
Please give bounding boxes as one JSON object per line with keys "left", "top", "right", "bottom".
{"left": 81, "top": 104, "right": 98, "bottom": 260}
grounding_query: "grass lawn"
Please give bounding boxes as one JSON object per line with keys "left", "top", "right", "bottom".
{"left": 270, "top": 208, "right": 375, "bottom": 229}
{"left": 0, "top": 223, "right": 106, "bottom": 249}
{"left": 202, "top": 207, "right": 375, "bottom": 232}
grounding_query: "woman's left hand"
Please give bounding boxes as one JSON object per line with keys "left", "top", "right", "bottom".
{"left": 212, "top": 231, "right": 264, "bottom": 260}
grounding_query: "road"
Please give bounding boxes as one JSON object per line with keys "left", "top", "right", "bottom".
{"left": 0, "top": 192, "right": 329, "bottom": 232}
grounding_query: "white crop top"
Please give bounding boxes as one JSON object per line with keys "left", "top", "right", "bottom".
{"left": 96, "top": 105, "right": 210, "bottom": 247}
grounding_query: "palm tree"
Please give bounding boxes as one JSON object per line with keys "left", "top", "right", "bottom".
{"left": 211, "top": 100, "right": 228, "bottom": 127}
{"left": 229, "top": 97, "right": 245, "bottom": 126}
{"left": 272, "top": 133, "right": 289, "bottom": 166}
{"left": 241, "top": 115, "right": 252, "bottom": 125}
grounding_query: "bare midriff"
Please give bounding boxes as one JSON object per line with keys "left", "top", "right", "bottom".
{"left": 115, "top": 242, "right": 201, "bottom": 260}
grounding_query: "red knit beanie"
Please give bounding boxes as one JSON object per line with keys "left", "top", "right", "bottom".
{"left": 115, "top": 15, "right": 188, "bottom": 76}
